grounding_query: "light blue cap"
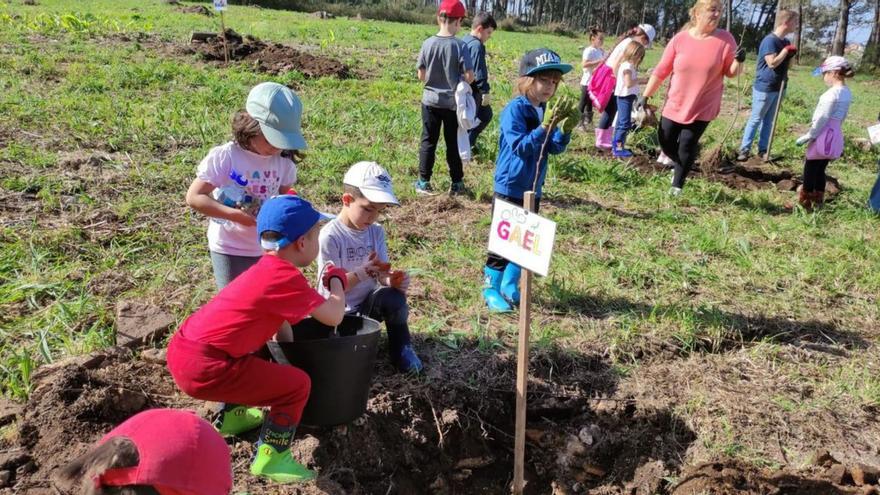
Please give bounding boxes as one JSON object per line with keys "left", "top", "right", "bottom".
{"left": 245, "top": 82, "right": 308, "bottom": 150}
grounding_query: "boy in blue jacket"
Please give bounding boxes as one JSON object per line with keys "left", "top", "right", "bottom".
{"left": 482, "top": 49, "right": 579, "bottom": 313}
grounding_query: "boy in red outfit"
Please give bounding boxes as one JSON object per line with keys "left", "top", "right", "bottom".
{"left": 167, "top": 194, "right": 347, "bottom": 484}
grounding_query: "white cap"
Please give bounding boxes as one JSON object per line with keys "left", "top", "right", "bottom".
{"left": 638, "top": 24, "right": 656, "bottom": 48}
{"left": 343, "top": 161, "right": 399, "bottom": 205}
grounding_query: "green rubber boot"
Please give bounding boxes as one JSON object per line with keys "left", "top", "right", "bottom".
{"left": 250, "top": 416, "right": 315, "bottom": 484}
{"left": 214, "top": 404, "right": 264, "bottom": 437}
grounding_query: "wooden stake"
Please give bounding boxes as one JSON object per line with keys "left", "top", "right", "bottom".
{"left": 220, "top": 10, "right": 229, "bottom": 65}
{"left": 513, "top": 191, "right": 535, "bottom": 495}
{"left": 763, "top": 78, "right": 787, "bottom": 162}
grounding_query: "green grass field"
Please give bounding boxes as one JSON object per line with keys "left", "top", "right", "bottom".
{"left": 2, "top": 0, "right": 880, "bottom": 472}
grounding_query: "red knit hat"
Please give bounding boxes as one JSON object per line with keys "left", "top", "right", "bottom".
{"left": 95, "top": 409, "right": 232, "bottom": 495}
{"left": 438, "top": 0, "right": 466, "bottom": 18}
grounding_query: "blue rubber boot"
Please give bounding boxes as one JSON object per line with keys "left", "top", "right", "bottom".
{"left": 500, "top": 263, "right": 522, "bottom": 306}
{"left": 482, "top": 266, "right": 512, "bottom": 313}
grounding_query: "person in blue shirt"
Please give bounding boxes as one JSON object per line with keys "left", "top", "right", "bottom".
{"left": 481, "top": 48, "right": 579, "bottom": 313}
{"left": 736, "top": 9, "right": 799, "bottom": 161}
{"left": 461, "top": 12, "right": 497, "bottom": 150}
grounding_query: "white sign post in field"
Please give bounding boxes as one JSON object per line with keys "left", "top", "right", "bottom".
{"left": 488, "top": 194, "right": 557, "bottom": 494}
{"left": 213, "top": 0, "right": 229, "bottom": 65}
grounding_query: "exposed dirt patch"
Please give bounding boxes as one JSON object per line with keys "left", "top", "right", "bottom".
{"left": 187, "top": 29, "right": 353, "bottom": 78}
{"left": 627, "top": 155, "right": 842, "bottom": 200}
{"left": 5, "top": 340, "right": 875, "bottom": 494}
{"left": 176, "top": 4, "right": 213, "bottom": 16}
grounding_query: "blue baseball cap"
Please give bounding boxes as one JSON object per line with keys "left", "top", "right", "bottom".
{"left": 257, "top": 195, "right": 333, "bottom": 250}
{"left": 246, "top": 82, "right": 308, "bottom": 150}
{"left": 519, "top": 48, "right": 572, "bottom": 77}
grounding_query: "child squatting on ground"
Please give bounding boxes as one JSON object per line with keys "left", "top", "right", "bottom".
{"left": 185, "top": 82, "right": 304, "bottom": 290}
{"left": 793, "top": 56, "right": 853, "bottom": 210}
{"left": 611, "top": 41, "right": 646, "bottom": 158}
{"left": 482, "top": 48, "right": 579, "bottom": 313}
{"left": 415, "top": 0, "right": 475, "bottom": 195}
{"left": 56, "top": 409, "right": 232, "bottom": 495}
{"left": 167, "top": 195, "right": 348, "bottom": 484}
{"left": 317, "top": 161, "right": 423, "bottom": 373}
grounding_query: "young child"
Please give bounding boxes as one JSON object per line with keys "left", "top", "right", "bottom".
{"left": 612, "top": 41, "right": 646, "bottom": 158}
{"left": 794, "top": 56, "right": 853, "bottom": 209}
{"left": 462, "top": 11, "right": 497, "bottom": 149}
{"left": 56, "top": 409, "right": 232, "bottom": 495}
{"left": 317, "top": 161, "right": 423, "bottom": 372}
{"left": 578, "top": 28, "right": 605, "bottom": 129}
{"left": 167, "top": 195, "right": 347, "bottom": 484}
{"left": 416, "top": 0, "right": 475, "bottom": 195}
{"left": 482, "top": 49, "right": 578, "bottom": 313}
{"left": 186, "top": 82, "right": 304, "bottom": 289}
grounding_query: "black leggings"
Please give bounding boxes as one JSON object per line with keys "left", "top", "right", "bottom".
{"left": 658, "top": 117, "right": 710, "bottom": 189}
{"left": 803, "top": 159, "right": 829, "bottom": 193}
{"left": 485, "top": 192, "right": 542, "bottom": 271}
{"left": 578, "top": 85, "right": 594, "bottom": 123}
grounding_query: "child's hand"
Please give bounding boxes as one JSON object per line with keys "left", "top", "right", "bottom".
{"left": 795, "top": 134, "right": 812, "bottom": 146}
{"left": 388, "top": 270, "right": 410, "bottom": 294}
{"left": 543, "top": 95, "right": 572, "bottom": 128}
{"left": 231, "top": 209, "right": 257, "bottom": 227}
{"left": 322, "top": 265, "right": 349, "bottom": 291}
{"left": 368, "top": 251, "right": 391, "bottom": 273}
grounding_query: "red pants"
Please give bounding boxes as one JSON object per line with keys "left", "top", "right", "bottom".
{"left": 166, "top": 333, "right": 310, "bottom": 424}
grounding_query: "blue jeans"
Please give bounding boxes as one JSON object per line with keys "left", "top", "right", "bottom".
{"left": 613, "top": 95, "right": 636, "bottom": 147}
{"left": 739, "top": 88, "right": 780, "bottom": 154}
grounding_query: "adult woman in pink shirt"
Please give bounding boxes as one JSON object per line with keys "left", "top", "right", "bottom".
{"left": 638, "top": 0, "right": 745, "bottom": 195}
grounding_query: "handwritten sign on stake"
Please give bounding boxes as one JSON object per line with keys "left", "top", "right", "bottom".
{"left": 487, "top": 197, "right": 557, "bottom": 277}
{"left": 213, "top": 0, "right": 228, "bottom": 11}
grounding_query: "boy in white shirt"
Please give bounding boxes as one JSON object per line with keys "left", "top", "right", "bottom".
{"left": 318, "top": 162, "right": 423, "bottom": 373}
{"left": 578, "top": 28, "right": 605, "bottom": 129}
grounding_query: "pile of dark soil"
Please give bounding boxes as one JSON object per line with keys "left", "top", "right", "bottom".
{"left": 627, "top": 155, "right": 842, "bottom": 200}
{"left": 4, "top": 336, "right": 876, "bottom": 494}
{"left": 187, "top": 29, "right": 352, "bottom": 78}
{"left": 177, "top": 5, "right": 213, "bottom": 16}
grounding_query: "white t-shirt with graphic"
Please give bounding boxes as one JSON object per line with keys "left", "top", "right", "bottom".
{"left": 614, "top": 62, "right": 640, "bottom": 97}
{"left": 317, "top": 218, "right": 389, "bottom": 312}
{"left": 580, "top": 46, "right": 605, "bottom": 86}
{"left": 197, "top": 141, "right": 297, "bottom": 257}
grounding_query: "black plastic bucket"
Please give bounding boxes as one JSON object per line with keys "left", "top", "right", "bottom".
{"left": 269, "top": 315, "right": 380, "bottom": 426}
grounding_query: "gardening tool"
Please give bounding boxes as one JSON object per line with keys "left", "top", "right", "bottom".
{"left": 703, "top": 31, "right": 749, "bottom": 173}
{"left": 763, "top": 77, "right": 788, "bottom": 162}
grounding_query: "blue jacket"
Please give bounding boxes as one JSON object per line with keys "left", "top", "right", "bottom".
{"left": 494, "top": 95, "right": 570, "bottom": 199}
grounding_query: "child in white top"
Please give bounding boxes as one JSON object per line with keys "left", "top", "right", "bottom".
{"left": 578, "top": 28, "right": 605, "bottom": 128}
{"left": 793, "top": 56, "right": 854, "bottom": 209}
{"left": 612, "top": 41, "right": 646, "bottom": 158}
{"left": 185, "top": 82, "right": 305, "bottom": 288}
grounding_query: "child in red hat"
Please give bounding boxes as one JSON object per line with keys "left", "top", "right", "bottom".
{"left": 167, "top": 195, "right": 347, "bottom": 484}
{"left": 414, "top": 0, "right": 475, "bottom": 195}
{"left": 56, "top": 408, "right": 232, "bottom": 495}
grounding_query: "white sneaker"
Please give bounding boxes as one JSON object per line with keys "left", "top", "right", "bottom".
{"left": 669, "top": 187, "right": 682, "bottom": 196}
{"left": 657, "top": 152, "right": 673, "bottom": 166}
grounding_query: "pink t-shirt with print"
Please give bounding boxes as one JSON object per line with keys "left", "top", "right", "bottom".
{"left": 654, "top": 29, "right": 737, "bottom": 124}
{"left": 197, "top": 141, "right": 297, "bottom": 257}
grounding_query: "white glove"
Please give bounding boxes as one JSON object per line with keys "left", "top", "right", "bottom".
{"left": 796, "top": 134, "right": 812, "bottom": 146}
{"left": 480, "top": 92, "right": 491, "bottom": 106}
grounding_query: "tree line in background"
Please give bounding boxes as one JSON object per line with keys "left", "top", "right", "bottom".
{"left": 230, "top": 0, "right": 879, "bottom": 69}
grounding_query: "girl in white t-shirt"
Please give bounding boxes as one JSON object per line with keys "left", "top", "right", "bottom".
{"left": 612, "top": 42, "right": 646, "bottom": 158}
{"left": 185, "top": 82, "right": 306, "bottom": 288}
{"left": 578, "top": 28, "right": 605, "bottom": 128}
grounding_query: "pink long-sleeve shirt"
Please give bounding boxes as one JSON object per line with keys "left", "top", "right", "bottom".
{"left": 654, "top": 29, "right": 737, "bottom": 124}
